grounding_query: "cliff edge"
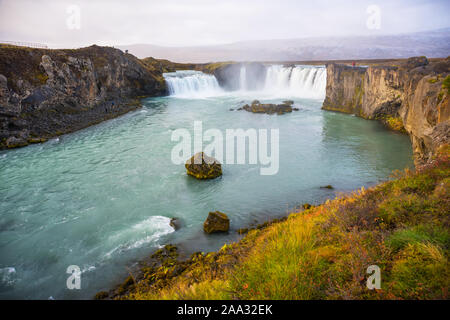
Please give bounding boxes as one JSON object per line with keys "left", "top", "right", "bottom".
{"left": 322, "top": 57, "right": 450, "bottom": 165}
{"left": 0, "top": 45, "right": 168, "bottom": 149}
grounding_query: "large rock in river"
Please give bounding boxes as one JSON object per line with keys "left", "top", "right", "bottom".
{"left": 185, "top": 152, "right": 222, "bottom": 179}
{"left": 203, "top": 211, "right": 230, "bottom": 234}
{"left": 238, "top": 100, "right": 297, "bottom": 115}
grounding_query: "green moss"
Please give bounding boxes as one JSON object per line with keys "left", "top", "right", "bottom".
{"left": 35, "top": 72, "right": 48, "bottom": 84}
{"left": 28, "top": 137, "right": 47, "bottom": 144}
{"left": 389, "top": 242, "right": 449, "bottom": 299}
{"left": 94, "top": 291, "right": 109, "bottom": 300}
{"left": 117, "top": 275, "right": 135, "bottom": 295}
{"left": 354, "top": 76, "right": 365, "bottom": 109}
{"left": 380, "top": 115, "right": 406, "bottom": 133}
{"left": 386, "top": 225, "right": 449, "bottom": 252}
{"left": 140, "top": 57, "right": 196, "bottom": 74}
{"left": 437, "top": 90, "right": 445, "bottom": 104}
{"left": 442, "top": 75, "right": 450, "bottom": 94}
{"left": 202, "top": 62, "right": 234, "bottom": 74}
{"left": 390, "top": 172, "right": 436, "bottom": 195}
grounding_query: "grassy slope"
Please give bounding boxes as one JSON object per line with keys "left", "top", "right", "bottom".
{"left": 121, "top": 147, "right": 449, "bottom": 300}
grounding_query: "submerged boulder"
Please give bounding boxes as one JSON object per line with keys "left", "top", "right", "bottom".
{"left": 185, "top": 152, "right": 222, "bottom": 179}
{"left": 170, "top": 217, "right": 181, "bottom": 230}
{"left": 203, "top": 211, "right": 230, "bottom": 234}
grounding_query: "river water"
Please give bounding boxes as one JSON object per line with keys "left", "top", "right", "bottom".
{"left": 0, "top": 66, "right": 413, "bottom": 299}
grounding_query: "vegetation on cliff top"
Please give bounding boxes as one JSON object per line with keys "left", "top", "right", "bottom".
{"left": 200, "top": 61, "right": 235, "bottom": 74}
{"left": 109, "top": 147, "right": 449, "bottom": 300}
{"left": 0, "top": 45, "right": 52, "bottom": 89}
{"left": 140, "top": 57, "right": 197, "bottom": 74}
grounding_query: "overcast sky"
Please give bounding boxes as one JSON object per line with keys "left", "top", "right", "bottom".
{"left": 0, "top": 0, "right": 449, "bottom": 48}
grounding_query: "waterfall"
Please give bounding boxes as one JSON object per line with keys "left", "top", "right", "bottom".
{"left": 163, "top": 70, "right": 222, "bottom": 98}
{"left": 263, "top": 65, "right": 326, "bottom": 99}
{"left": 239, "top": 65, "right": 247, "bottom": 91}
{"left": 163, "top": 66, "right": 326, "bottom": 99}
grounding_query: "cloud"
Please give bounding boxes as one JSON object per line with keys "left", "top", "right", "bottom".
{"left": 0, "top": 0, "right": 449, "bottom": 48}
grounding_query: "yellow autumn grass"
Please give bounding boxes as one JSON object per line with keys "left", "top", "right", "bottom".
{"left": 125, "top": 149, "right": 449, "bottom": 300}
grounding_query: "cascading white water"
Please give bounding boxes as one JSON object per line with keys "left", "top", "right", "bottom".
{"left": 263, "top": 65, "right": 326, "bottom": 99}
{"left": 163, "top": 66, "right": 326, "bottom": 99}
{"left": 239, "top": 65, "right": 247, "bottom": 91}
{"left": 163, "top": 70, "right": 222, "bottom": 98}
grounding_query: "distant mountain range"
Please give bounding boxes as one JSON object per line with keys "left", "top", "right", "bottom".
{"left": 118, "top": 28, "right": 450, "bottom": 63}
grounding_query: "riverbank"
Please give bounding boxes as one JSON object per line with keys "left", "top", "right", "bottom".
{"left": 99, "top": 147, "right": 449, "bottom": 300}
{"left": 0, "top": 45, "right": 188, "bottom": 150}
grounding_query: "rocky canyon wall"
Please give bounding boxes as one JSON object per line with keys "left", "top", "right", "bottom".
{"left": 0, "top": 45, "right": 168, "bottom": 149}
{"left": 323, "top": 57, "right": 450, "bottom": 165}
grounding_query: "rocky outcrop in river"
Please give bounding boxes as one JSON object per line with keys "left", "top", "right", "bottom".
{"left": 0, "top": 45, "right": 168, "bottom": 149}
{"left": 203, "top": 211, "right": 230, "bottom": 234}
{"left": 322, "top": 57, "right": 450, "bottom": 164}
{"left": 185, "top": 152, "right": 222, "bottom": 179}
{"left": 238, "top": 100, "right": 298, "bottom": 115}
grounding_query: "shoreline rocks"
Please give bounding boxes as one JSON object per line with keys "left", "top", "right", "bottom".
{"left": 302, "top": 203, "right": 312, "bottom": 210}
{"left": 185, "top": 152, "right": 222, "bottom": 179}
{"left": 203, "top": 211, "right": 230, "bottom": 234}
{"left": 170, "top": 218, "right": 181, "bottom": 230}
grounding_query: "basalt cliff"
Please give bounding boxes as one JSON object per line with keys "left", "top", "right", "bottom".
{"left": 322, "top": 57, "right": 450, "bottom": 165}
{"left": 0, "top": 45, "right": 173, "bottom": 149}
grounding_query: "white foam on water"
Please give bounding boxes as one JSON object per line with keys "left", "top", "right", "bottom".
{"left": 81, "top": 265, "right": 96, "bottom": 273}
{"left": 0, "top": 267, "right": 17, "bottom": 286}
{"left": 103, "top": 216, "right": 175, "bottom": 258}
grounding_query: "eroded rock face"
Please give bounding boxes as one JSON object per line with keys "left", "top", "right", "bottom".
{"left": 185, "top": 152, "right": 222, "bottom": 179}
{"left": 203, "top": 211, "right": 230, "bottom": 234}
{"left": 0, "top": 45, "right": 167, "bottom": 149}
{"left": 238, "top": 100, "right": 297, "bottom": 115}
{"left": 322, "top": 64, "right": 367, "bottom": 114}
{"left": 322, "top": 57, "right": 450, "bottom": 165}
